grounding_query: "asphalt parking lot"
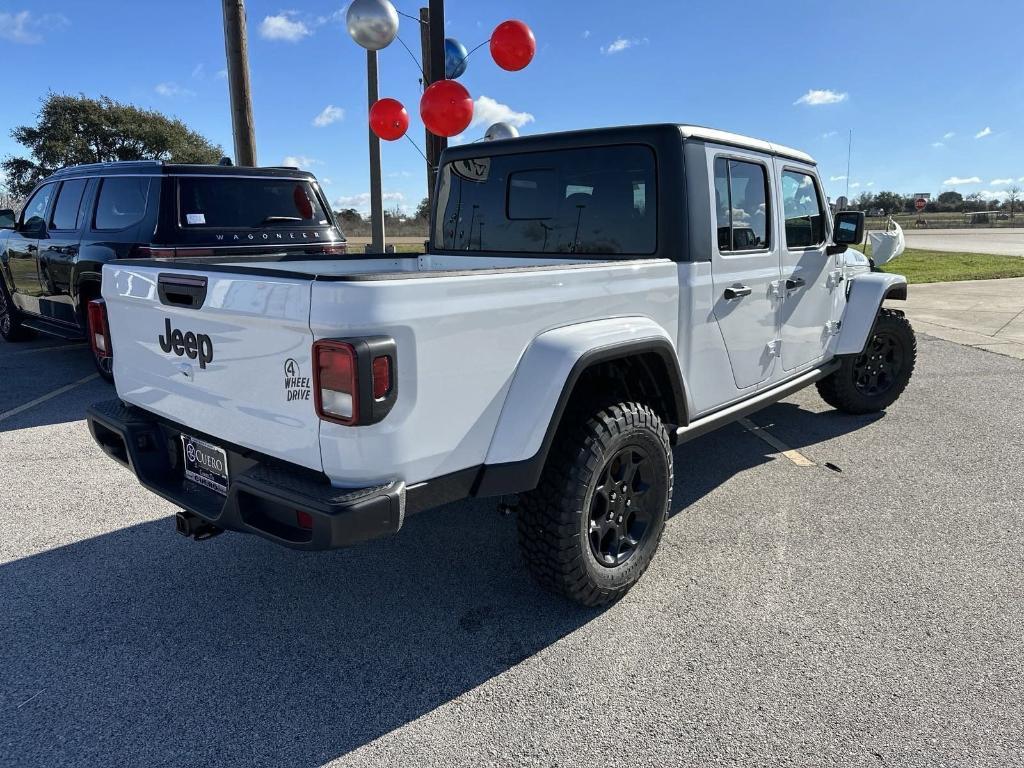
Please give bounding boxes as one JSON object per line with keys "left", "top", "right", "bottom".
{"left": 1, "top": 331, "right": 1022, "bottom": 767}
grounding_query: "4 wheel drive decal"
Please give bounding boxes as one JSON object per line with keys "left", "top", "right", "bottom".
{"left": 159, "top": 318, "right": 214, "bottom": 369}
{"left": 284, "top": 358, "right": 311, "bottom": 402}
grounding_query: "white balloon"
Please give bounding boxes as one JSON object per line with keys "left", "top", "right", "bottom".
{"left": 346, "top": 0, "right": 399, "bottom": 51}
{"left": 484, "top": 122, "right": 520, "bottom": 141}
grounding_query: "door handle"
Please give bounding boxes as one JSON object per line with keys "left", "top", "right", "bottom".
{"left": 724, "top": 284, "right": 752, "bottom": 300}
{"left": 27, "top": 245, "right": 38, "bottom": 253}
{"left": 785, "top": 277, "right": 806, "bottom": 291}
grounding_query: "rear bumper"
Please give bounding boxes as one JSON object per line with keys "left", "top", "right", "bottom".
{"left": 86, "top": 399, "right": 406, "bottom": 550}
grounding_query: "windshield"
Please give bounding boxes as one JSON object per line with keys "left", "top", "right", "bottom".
{"left": 177, "top": 177, "right": 331, "bottom": 229}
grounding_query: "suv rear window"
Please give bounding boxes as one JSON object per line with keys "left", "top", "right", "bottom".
{"left": 178, "top": 177, "right": 330, "bottom": 229}
{"left": 435, "top": 145, "right": 657, "bottom": 256}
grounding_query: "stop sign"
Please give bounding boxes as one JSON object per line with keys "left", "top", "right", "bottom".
{"left": 915, "top": 197, "right": 927, "bottom": 212}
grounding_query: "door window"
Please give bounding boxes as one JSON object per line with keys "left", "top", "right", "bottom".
{"left": 714, "top": 158, "right": 770, "bottom": 252}
{"left": 94, "top": 177, "right": 150, "bottom": 231}
{"left": 19, "top": 183, "right": 55, "bottom": 230}
{"left": 50, "top": 179, "right": 88, "bottom": 231}
{"left": 781, "top": 171, "right": 825, "bottom": 248}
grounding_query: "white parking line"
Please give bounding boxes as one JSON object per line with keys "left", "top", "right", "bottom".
{"left": 0, "top": 374, "right": 100, "bottom": 423}
{"left": 738, "top": 417, "right": 816, "bottom": 467}
{"left": 3, "top": 343, "right": 87, "bottom": 357}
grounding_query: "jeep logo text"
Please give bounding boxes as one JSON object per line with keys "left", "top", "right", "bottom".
{"left": 159, "top": 318, "right": 214, "bottom": 369}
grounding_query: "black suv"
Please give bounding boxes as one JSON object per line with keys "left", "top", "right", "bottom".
{"left": 0, "top": 161, "right": 345, "bottom": 379}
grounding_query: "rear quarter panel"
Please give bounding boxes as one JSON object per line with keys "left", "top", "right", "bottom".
{"left": 311, "top": 260, "right": 680, "bottom": 486}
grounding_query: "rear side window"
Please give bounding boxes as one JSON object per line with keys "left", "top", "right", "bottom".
{"left": 95, "top": 177, "right": 150, "bottom": 231}
{"left": 50, "top": 179, "right": 88, "bottom": 230}
{"left": 714, "top": 158, "right": 770, "bottom": 252}
{"left": 435, "top": 145, "right": 657, "bottom": 256}
{"left": 177, "top": 177, "right": 329, "bottom": 228}
{"left": 782, "top": 170, "right": 825, "bottom": 248}
{"left": 20, "top": 183, "right": 55, "bottom": 229}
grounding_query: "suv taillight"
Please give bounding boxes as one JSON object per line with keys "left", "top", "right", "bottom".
{"left": 312, "top": 337, "right": 397, "bottom": 426}
{"left": 87, "top": 299, "right": 112, "bottom": 360}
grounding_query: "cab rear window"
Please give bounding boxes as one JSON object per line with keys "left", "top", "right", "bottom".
{"left": 177, "top": 177, "right": 330, "bottom": 229}
{"left": 435, "top": 145, "right": 657, "bottom": 256}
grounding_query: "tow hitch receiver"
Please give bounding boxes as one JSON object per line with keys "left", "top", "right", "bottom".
{"left": 175, "top": 511, "right": 224, "bottom": 541}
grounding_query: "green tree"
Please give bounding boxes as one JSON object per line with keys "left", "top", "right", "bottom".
{"left": 872, "top": 191, "right": 904, "bottom": 215}
{"left": 414, "top": 197, "right": 430, "bottom": 221}
{"left": 3, "top": 93, "right": 223, "bottom": 197}
{"left": 937, "top": 191, "right": 963, "bottom": 211}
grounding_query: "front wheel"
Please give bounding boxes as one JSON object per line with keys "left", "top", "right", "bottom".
{"left": 516, "top": 402, "right": 673, "bottom": 607}
{"left": 0, "top": 279, "right": 32, "bottom": 342}
{"left": 817, "top": 310, "right": 916, "bottom": 414}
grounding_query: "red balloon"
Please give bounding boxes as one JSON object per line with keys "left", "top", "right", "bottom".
{"left": 490, "top": 20, "right": 535, "bottom": 71}
{"left": 369, "top": 98, "right": 410, "bottom": 141}
{"left": 419, "top": 80, "right": 474, "bottom": 138}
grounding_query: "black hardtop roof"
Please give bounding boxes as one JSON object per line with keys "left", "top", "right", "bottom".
{"left": 46, "top": 160, "right": 318, "bottom": 181}
{"left": 441, "top": 123, "right": 815, "bottom": 165}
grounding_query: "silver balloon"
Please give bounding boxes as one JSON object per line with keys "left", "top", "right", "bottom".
{"left": 346, "top": 0, "right": 399, "bottom": 51}
{"left": 484, "top": 122, "right": 520, "bottom": 141}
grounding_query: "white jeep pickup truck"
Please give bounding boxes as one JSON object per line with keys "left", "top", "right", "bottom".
{"left": 87, "top": 124, "right": 915, "bottom": 606}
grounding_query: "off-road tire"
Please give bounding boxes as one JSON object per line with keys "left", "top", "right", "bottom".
{"left": 0, "top": 278, "right": 32, "bottom": 342}
{"left": 516, "top": 402, "right": 673, "bottom": 607}
{"left": 817, "top": 310, "right": 916, "bottom": 414}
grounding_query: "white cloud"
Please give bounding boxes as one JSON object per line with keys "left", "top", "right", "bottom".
{"left": 794, "top": 89, "right": 848, "bottom": 106}
{"left": 582, "top": 30, "right": 591, "bottom": 39}
{"left": 830, "top": 175, "right": 847, "bottom": 181}
{"left": 977, "top": 189, "right": 1013, "bottom": 202}
{"left": 334, "top": 191, "right": 406, "bottom": 214}
{"left": 850, "top": 182, "right": 861, "bottom": 189}
{"left": 943, "top": 131, "right": 955, "bottom": 139}
{"left": 155, "top": 82, "right": 194, "bottom": 98}
{"left": 975, "top": 127, "right": 992, "bottom": 139}
{"left": 320, "top": 177, "right": 333, "bottom": 186}
{"left": 216, "top": 69, "right": 228, "bottom": 79}
{"left": 282, "top": 155, "right": 319, "bottom": 168}
{"left": 601, "top": 37, "right": 647, "bottom": 55}
{"left": 0, "top": 10, "right": 69, "bottom": 44}
{"left": 470, "top": 96, "right": 535, "bottom": 129}
{"left": 943, "top": 176, "right": 982, "bottom": 186}
{"left": 191, "top": 63, "right": 205, "bottom": 80}
{"left": 822, "top": 131, "right": 838, "bottom": 139}
{"left": 931, "top": 142, "right": 945, "bottom": 148}
{"left": 991, "top": 178, "right": 1014, "bottom": 185}
{"left": 312, "top": 105, "right": 345, "bottom": 127}
{"left": 867, "top": 182, "right": 875, "bottom": 187}
{"left": 260, "top": 13, "right": 311, "bottom": 42}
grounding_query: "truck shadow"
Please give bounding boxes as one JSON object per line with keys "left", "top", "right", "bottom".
{"left": 0, "top": 402, "right": 879, "bottom": 767}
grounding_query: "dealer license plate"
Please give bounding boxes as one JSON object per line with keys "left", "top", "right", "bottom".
{"left": 181, "top": 434, "right": 230, "bottom": 496}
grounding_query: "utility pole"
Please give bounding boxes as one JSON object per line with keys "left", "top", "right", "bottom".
{"left": 419, "top": 0, "right": 447, "bottom": 212}
{"left": 367, "top": 50, "right": 386, "bottom": 253}
{"left": 419, "top": 7, "right": 435, "bottom": 208}
{"left": 428, "top": 0, "right": 447, "bottom": 181}
{"left": 221, "top": 0, "right": 257, "bottom": 166}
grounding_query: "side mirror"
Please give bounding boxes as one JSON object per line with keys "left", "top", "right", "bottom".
{"left": 833, "top": 210, "right": 864, "bottom": 245}
{"left": 0, "top": 209, "right": 15, "bottom": 230}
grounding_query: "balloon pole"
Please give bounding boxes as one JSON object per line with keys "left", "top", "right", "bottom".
{"left": 367, "top": 49, "right": 386, "bottom": 253}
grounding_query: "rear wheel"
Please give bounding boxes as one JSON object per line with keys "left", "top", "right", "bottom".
{"left": 516, "top": 402, "right": 672, "bottom": 607}
{"left": 817, "top": 310, "right": 916, "bottom": 414}
{"left": 0, "top": 279, "right": 32, "bottom": 342}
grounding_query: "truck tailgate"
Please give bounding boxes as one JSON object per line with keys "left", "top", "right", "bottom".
{"left": 103, "top": 263, "right": 322, "bottom": 472}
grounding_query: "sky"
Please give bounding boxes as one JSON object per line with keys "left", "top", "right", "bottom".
{"left": 1, "top": 0, "right": 1022, "bottom": 213}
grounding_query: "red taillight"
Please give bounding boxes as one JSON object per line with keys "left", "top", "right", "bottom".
{"left": 313, "top": 341, "right": 358, "bottom": 425}
{"left": 296, "top": 510, "right": 314, "bottom": 530}
{"left": 372, "top": 356, "right": 391, "bottom": 400}
{"left": 87, "top": 299, "right": 112, "bottom": 359}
